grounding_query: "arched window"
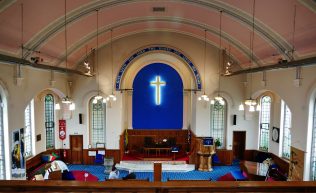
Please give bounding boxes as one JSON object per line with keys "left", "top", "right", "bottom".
{"left": 311, "top": 98, "right": 316, "bottom": 180}
{"left": 210, "top": 99, "right": 226, "bottom": 148}
{"left": 45, "top": 94, "right": 55, "bottom": 149}
{"left": 90, "top": 97, "right": 106, "bottom": 147}
{"left": 0, "top": 95, "right": 5, "bottom": 179}
{"left": 281, "top": 101, "right": 291, "bottom": 159}
{"left": 259, "top": 96, "right": 271, "bottom": 151}
{"left": 24, "top": 100, "right": 34, "bottom": 157}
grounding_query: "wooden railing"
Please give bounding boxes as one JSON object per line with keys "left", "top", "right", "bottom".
{"left": 0, "top": 181, "right": 315, "bottom": 193}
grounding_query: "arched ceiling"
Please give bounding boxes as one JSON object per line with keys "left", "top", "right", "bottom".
{"left": 0, "top": 0, "right": 315, "bottom": 75}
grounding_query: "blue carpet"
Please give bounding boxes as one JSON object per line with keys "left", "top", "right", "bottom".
{"left": 68, "top": 164, "right": 240, "bottom": 182}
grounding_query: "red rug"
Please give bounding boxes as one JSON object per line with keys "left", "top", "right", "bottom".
{"left": 71, "top": 170, "right": 98, "bottom": 182}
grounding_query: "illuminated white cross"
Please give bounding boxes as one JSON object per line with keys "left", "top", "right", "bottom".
{"left": 150, "top": 76, "right": 166, "bottom": 105}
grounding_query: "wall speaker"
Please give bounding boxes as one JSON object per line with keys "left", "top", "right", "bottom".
{"left": 233, "top": 114, "right": 237, "bottom": 125}
{"left": 79, "top": 113, "right": 83, "bottom": 124}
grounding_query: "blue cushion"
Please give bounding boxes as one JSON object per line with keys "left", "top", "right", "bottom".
{"left": 212, "top": 154, "right": 221, "bottom": 164}
{"left": 230, "top": 170, "right": 247, "bottom": 181}
{"left": 62, "top": 171, "right": 75, "bottom": 180}
{"left": 95, "top": 154, "right": 104, "bottom": 164}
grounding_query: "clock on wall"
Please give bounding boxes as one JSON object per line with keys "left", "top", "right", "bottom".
{"left": 272, "top": 127, "right": 280, "bottom": 143}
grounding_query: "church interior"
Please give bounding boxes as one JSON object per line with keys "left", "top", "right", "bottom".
{"left": 0, "top": 0, "right": 316, "bottom": 192}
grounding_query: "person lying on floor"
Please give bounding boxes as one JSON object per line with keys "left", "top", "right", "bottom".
{"left": 108, "top": 164, "right": 120, "bottom": 179}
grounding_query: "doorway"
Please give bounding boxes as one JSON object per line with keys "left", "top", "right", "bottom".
{"left": 70, "top": 135, "right": 83, "bottom": 164}
{"left": 233, "top": 131, "right": 246, "bottom": 160}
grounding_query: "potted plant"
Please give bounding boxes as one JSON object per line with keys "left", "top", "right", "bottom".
{"left": 215, "top": 138, "right": 221, "bottom": 148}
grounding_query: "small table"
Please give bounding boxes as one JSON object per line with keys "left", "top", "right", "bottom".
{"left": 241, "top": 161, "right": 269, "bottom": 181}
{"left": 144, "top": 147, "right": 171, "bottom": 157}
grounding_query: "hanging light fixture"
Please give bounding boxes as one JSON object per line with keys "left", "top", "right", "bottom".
{"left": 106, "top": 29, "right": 117, "bottom": 102}
{"left": 225, "top": 45, "right": 233, "bottom": 75}
{"left": 55, "top": 103, "right": 61, "bottom": 110}
{"left": 93, "top": 9, "right": 107, "bottom": 104}
{"left": 16, "top": 3, "right": 24, "bottom": 86}
{"left": 83, "top": 45, "right": 91, "bottom": 75}
{"left": 211, "top": 10, "right": 225, "bottom": 106}
{"left": 239, "top": 0, "right": 259, "bottom": 112}
{"left": 61, "top": 0, "right": 75, "bottom": 110}
{"left": 198, "top": 29, "right": 210, "bottom": 102}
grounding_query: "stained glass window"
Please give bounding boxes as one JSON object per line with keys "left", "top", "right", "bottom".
{"left": 282, "top": 101, "right": 291, "bottom": 159}
{"left": 0, "top": 95, "right": 5, "bottom": 179}
{"left": 259, "top": 96, "right": 271, "bottom": 151}
{"left": 90, "top": 98, "right": 106, "bottom": 147}
{"left": 210, "top": 100, "right": 226, "bottom": 149}
{"left": 311, "top": 99, "right": 316, "bottom": 180}
{"left": 24, "top": 100, "right": 33, "bottom": 157}
{"left": 45, "top": 94, "right": 55, "bottom": 149}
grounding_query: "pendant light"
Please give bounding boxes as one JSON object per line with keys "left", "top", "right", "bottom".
{"left": 106, "top": 29, "right": 117, "bottom": 102}
{"left": 16, "top": 3, "right": 24, "bottom": 86}
{"left": 92, "top": 9, "right": 107, "bottom": 104}
{"left": 239, "top": 0, "right": 259, "bottom": 112}
{"left": 61, "top": 0, "right": 75, "bottom": 110}
{"left": 197, "top": 29, "right": 209, "bottom": 102}
{"left": 211, "top": 10, "right": 225, "bottom": 106}
{"left": 83, "top": 45, "right": 91, "bottom": 75}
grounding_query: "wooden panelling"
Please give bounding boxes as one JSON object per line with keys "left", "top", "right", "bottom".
{"left": 288, "top": 146, "right": 304, "bottom": 180}
{"left": 188, "top": 130, "right": 197, "bottom": 166}
{"left": 244, "top": 150, "right": 256, "bottom": 161}
{"left": 243, "top": 150, "right": 289, "bottom": 175}
{"left": 83, "top": 149, "right": 100, "bottom": 165}
{"left": 82, "top": 149, "right": 120, "bottom": 165}
{"left": 121, "top": 129, "right": 189, "bottom": 154}
{"left": 216, "top": 149, "right": 233, "bottom": 165}
{"left": 106, "top": 149, "right": 120, "bottom": 164}
{"left": 0, "top": 180, "right": 316, "bottom": 192}
{"left": 26, "top": 149, "right": 62, "bottom": 171}
{"left": 154, "top": 163, "right": 162, "bottom": 182}
{"left": 271, "top": 153, "right": 290, "bottom": 176}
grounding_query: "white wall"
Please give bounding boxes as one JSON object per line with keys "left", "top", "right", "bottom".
{"left": 250, "top": 65, "right": 316, "bottom": 180}
{"left": 0, "top": 64, "right": 68, "bottom": 179}
{"left": 1, "top": 31, "right": 316, "bottom": 180}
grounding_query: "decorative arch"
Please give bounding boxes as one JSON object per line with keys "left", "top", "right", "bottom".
{"left": 115, "top": 46, "right": 201, "bottom": 91}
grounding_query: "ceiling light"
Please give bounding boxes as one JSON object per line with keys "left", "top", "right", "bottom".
{"left": 93, "top": 9, "right": 107, "bottom": 104}
{"left": 198, "top": 29, "right": 209, "bottom": 102}
{"left": 239, "top": 0, "right": 259, "bottom": 112}
{"left": 211, "top": 10, "right": 225, "bottom": 106}
{"left": 106, "top": 29, "right": 117, "bottom": 103}
{"left": 55, "top": 103, "right": 61, "bottom": 110}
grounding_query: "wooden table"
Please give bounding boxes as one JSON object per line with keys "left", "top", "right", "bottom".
{"left": 144, "top": 147, "right": 171, "bottom": 157}
{"left": 241, "top": 161, "right": 269, "bottom": 181}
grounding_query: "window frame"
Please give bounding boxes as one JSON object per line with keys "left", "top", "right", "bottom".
{"left": 0, "top": 95, "right": 5, "bottom": 179}
{"left": 210, "top": 99, "right": 227, "bottom": 149}
{"left": 24, "top": 100, "right": 33, "bottom": 158}
{"left": 259, "top": 95, "right": 272, "bottom": 152}
{"left": 89, "top": 97, "right": 106, "bottom": 148}
{"left": 45, "top": 94, "right": 55, "bottom": 149}
{"left": 311, "top": 98, "right": 316, "bottom": 181}
{"left": 281, "top": 101, "right": 291, "bottom": 160}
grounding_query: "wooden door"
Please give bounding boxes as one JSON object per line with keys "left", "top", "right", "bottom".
{"left": 233, "top": 131, "right": 246, "bottom": 160}
{"left": 70, "top": 135, "right": 83, "bottom": 164}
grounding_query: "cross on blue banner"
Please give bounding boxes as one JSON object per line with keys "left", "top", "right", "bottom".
{"left": 132, "top": 63, "right": 183, "bottom": 129}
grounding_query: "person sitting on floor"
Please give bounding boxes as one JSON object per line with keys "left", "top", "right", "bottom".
{"left": 122, "top": 170, "right": 136, "bottom": 180}
{"left": 108, "top": 164, "right": 120, "bottom": 179}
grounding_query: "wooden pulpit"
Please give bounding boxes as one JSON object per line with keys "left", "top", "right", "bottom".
{"left": 196, "top": 138, "right": 215, "bottom": 171}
